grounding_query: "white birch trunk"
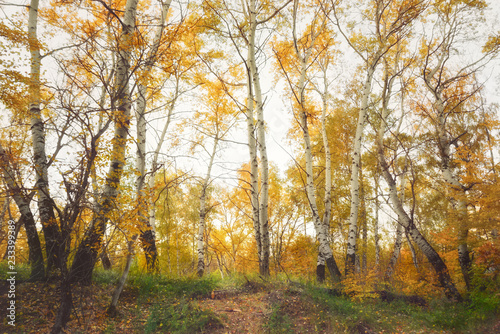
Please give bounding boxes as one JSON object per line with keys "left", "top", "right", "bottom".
{"left": 29, "top": 0, "right": 62, "bottom": 272}
{"left": 148, "top": 89, "right": 178, "bottom": 232}
{"left": 385, "top": 217, "right": 403, "bottom": 280}
{"left": 346, "top": 64, "right": 375, "bottom": 274}
{"left": 107, "top": 235, "right": 138, "bottom": 315}
{"left": 135, "top": 0, "right": 172, "bottom": 272}
{"left": 374, "top": 174, "right": 380, "bottom": 267}
{"left": 197, "top": 137, "right": 218, "bottom": 277}
{"left": 245, "top": 58, "right": 261, "bottom": 265}
{"left": 424, "top": 53, "right": 472, "bottom": 289}
{"left": 436, "top": 101, "right": 471, "bottom": 289}
{"left": 291, "top": 19, "right": 341, "bottom": 281}
{"left": 248, "top": 0, "right": 270, "bottom": 276}
{"left": 376, "top": 86, "right": 462, "bottom": 301}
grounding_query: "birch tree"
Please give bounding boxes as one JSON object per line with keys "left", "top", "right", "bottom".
{"left": 419, "top": 0, "right": 498, "bottom": 290}
{"left": 274, "top": 0, "right": 341, "bottom": 282}
{"left": 70, "top": 0, "right": 140, "bottom": 284}
{"left": 204, "top": 0, "right": 291, "bottom": 276}
{"left": 191, "top": 79, "right": 236, "bottom": 276}
{"left": 134, "top": 0, "right": 173, "bottom": 272}
{"left": 331, "top": 0, "right": 427, "bottom": 275}
{"left": 28, "top": 0, "right": 63, "bottom": 273}
{"left": 375, "top": 37, "right": 462, "bottom": 301}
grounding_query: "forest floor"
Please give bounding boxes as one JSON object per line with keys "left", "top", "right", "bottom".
{"left": 0, "top": 271, "right": 499, "bottom": 333}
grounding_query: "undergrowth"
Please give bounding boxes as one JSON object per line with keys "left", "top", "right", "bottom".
{"left": 144, "top": 297, "right": 223, "bottom": 334}
{"left": 5, "top": 264, "right": 497, "bottom": 333}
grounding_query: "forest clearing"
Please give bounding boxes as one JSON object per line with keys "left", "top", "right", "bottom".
{"left": 1, "top": 0, "right": 500, "bottom": 332}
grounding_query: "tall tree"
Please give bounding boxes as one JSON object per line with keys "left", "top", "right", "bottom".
{"left": 134, "top": 0, "right": 173, "bottom": 273}
{"left": 28, "top": 0, "right": 63, "bottom": 273}
{"left": 274, "top": 0, "right": 341, "bottom": 282}
{"left": 331, "top": 0, "right": 427, "bottom": 275}
{"left": 205, "top": 0, "right": 291, "bottom": 276}
{"left": 419, "top": 0, "right": 498, "bottom": 290}
{"left": 70, "top": 0, "right": 140, "bottom": 285}
{"left": 375, "top": 36, "right": 462, "bottom": 301}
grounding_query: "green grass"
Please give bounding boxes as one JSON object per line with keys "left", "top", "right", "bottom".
{"left": 126, "top": 273, "right": 218, "bottom": 299}
{"left": 144, "top": 297, "right": 223, "bottom": 333}
{"left": 0, "top": 261, "right": 32, "bottom": 281}
{"left": 301, "top": 282, "right": 500, "bottom": 333}
{"left": 92, "top": 268, "right": 121, "bottom": 285}
{"left": 264, "top": 304, "right": 294, "bottom": 334}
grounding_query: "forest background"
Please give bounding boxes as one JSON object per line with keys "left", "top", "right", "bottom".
{"left": 0, "top": 0, "right": 499, "bottom": 332}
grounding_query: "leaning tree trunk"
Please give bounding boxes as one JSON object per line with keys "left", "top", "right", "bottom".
{"left": 69, "top": 0, "right": 139, "bottom": 285}
{"left": 0, "top": 143, "right": 45, "bottom": 280}
{"left": 376, "top": 91, "right": 462, "bottom": 301}
{"left": 28, "top": 0, "right": 62, "bottom": 273}
{"left": 107, "top": 235, "right": 137, "bottom": 316}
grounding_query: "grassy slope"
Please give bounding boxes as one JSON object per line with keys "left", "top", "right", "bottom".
{"left": 0, "top": 265, "right": 499, "bottom": 333}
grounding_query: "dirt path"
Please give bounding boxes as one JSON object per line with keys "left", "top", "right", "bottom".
{"left": 196, "top": 291, "right": 270, "bottom": 334}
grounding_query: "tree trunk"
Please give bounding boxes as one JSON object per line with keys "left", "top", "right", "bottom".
{"left": 100, "top": 247, "right": 112, "bottom": 270}
{"left": 346, "top": 65, "right": 375, "bottom": 275}
{"left": 69, "top": 0, "right": 139, "bottom": 285}
{"left": 406, "top": 232, "right": 419, "bottom": 271}
{"left": 107, "top": 236, "right": 137, "bottom": 316}
{"left": 374, "top": 174, "right": 381, "bottom": 268}
{"left": 437, "top": 111, "right": 472, "bottom": 290}
{"left": 28, "top": 0, "right": 62, "bottom": 273}
{"left": 0, "top": 143, "right": 45, "bottom": 280}
{"left": 244, "top": 0, "right": 263, "bottom": 275}
{"left": 197, "top": 138, "right": 218, "bottom": 277}
{"left": 247, "top": 0, "right": 270, "bottom": 277}
{"left": 287, "top": 8, "right": 340, "bottom": 282}
{"left": 298, "top": 82, "right": 341, "bottom": 283}
{"left": 385, "top": 166, "right": 407, "bottom": 280}
{"left": 135, "top": 0, "right": 172, "bottom": 272}
{"left": 376, "top": 93, "right": 462, "bottom": 301}
{"left": 385, "top": 223, "right": 403, "bottom": 280}
{"left": 359, "top": 167, "right": 368, "bottom": 273}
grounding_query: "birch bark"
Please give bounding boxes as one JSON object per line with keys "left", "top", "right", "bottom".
{"left": 197, "top": 137, "right": 219, "bottom": 277}
{"left": 135, "top": 0, "right": 172, "bottom": 272}
{"left": 376, "top": 65, "right": 462, "bottom": 301}
{"left": 28, "top": 0, "right": 62, "bottom": 272}
{"left": 289, "top": 1, "right": 341, "bottom": 282}
{"left": 422, "top": 43, "right": 473, "bottom": 290}
{"left": 70, "top": 0, "right": 139, "bottom": 284}
{"left": 345, "top": 63, "right": 376, "bottom": 274}
{"left": 248, "top": 0, "right": 270, "bottom": 276}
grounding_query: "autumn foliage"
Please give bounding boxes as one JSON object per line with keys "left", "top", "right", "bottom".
{"left": 0, "top": 0, "right": 499, "bottom": 332}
